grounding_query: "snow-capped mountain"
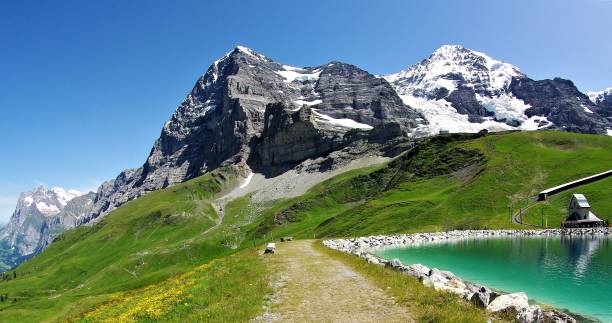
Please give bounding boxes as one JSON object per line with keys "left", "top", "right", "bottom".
{"left": 83, "top": 45, "right": 612, "bottom": 224}
{"left": 587, "top": 87, "right": 612, "bottom": 129}
{"left": 81, "top": 46, "right": 423, "bottom": 223}
{"left": 587, "top": 87, "right": 612, "bottom": 105}
{"left": 386, "top": 45, "right": 612, "bottom": 136}
{"left": 0, "top": 186, "right": 95, "bottom": 270}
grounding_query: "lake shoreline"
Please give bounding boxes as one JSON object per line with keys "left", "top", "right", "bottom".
{"left": 323, "top": 228, "right": 612, "bottom": 322}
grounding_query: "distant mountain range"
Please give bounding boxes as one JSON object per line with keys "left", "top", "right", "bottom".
{"left": 2, "top": 45, "right": 610, "bottom": 270}
{"left": 0, "top": 187, "right": 94, "bottom": 271}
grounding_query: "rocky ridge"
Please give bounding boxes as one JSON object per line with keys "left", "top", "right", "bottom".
{"left": 0, "top": 186, "right": 95, "bottom": 270}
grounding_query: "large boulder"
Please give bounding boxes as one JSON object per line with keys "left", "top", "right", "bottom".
{"left": 469, "top": 291, "right": 490, "bottom": 308}
{"left": 422, "top": 268, "right": 449, "bottom": 289}
{"left": 486, "top": 292, "right": 529, "bottom": 313}
{"left": 402, "top": 263, "right": 430, "bottom": 278}
{"left": 387, "top": 258, "right": 403, "bottom": 268}
{"left": 518, "top": 305, "right": 543, "bottom": 323}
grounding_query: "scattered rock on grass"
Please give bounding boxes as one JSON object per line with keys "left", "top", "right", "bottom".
{"left": 265, "top": 243, "right": 276, "bottom": 254}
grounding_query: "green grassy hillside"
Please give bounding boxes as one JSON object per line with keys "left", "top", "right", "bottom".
{"left": 0, "top": 131, "right": 610, "bottom": 321}
{"left": 521, "top": 176, "right": 612, "bottom": 227}
{"left": 0, "top": 168, "right": 253, "bottom": 321}
{"left": 243, "top": 131, "right": 612, "bottom": 238}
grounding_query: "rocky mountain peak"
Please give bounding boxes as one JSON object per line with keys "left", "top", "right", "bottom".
{"left": 587, "top": 87, "right": 612, "bottom": 105}
{"left": 385, "top": 45, "right": 611, "bottom": 136}
{"left": 586, "top": 87, "right": 612, "bottom": 124}
{"left": 80, "top": 46, "right": 425, "bottom": 224}
{"left": 387, "top": 45, "right": 524, "bottom": 99}
{"left": 17, "top": 186, "right": 82, "bottom": 216}
{"left": 0, "top": 186, "right": 94, "bottom": 269}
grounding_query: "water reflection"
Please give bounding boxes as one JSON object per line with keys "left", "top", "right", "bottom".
{"left": 560, "top": 236, "right": 605, "bottom": 279}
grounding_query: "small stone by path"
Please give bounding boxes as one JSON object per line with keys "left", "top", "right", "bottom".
{"left": 257, "top": 240, "right": 412, "bottom": 323}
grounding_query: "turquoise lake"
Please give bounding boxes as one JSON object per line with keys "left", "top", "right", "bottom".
{"left": 372, "top": 236, "right": 612, "bottom": 321}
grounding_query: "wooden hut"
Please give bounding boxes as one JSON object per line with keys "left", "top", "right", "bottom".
{"left": 563, "top": 194, "right": 605, "bottom": 228}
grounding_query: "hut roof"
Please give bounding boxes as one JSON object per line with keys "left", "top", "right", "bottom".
{"left": 572, "top": 194, "right": 590, "bottom": 208}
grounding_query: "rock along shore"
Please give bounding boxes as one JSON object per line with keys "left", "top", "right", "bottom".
{"left": 323, "top": 228, "right": 612, "bottom": 322}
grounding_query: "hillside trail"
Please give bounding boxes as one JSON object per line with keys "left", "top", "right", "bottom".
{"left": 256, "top": 239, "right": 413, "bottom": 323}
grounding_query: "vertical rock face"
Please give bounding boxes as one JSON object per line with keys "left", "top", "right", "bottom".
{"left": 82, "top": 46, "right": 424, "bottom": 223}
{"left": 314, "top": 62, "right": 422, "bottom": 130}
{"left": 0, "top": 187, "right": 94, "bottom": 270}
{"left": 510, "top": 78, "right": 611, "bottom": 134}
{"left": 386, "top": 45, "right": 612, "bottom": 135}
{"left": 251, "top": 103, "right": 371, "bottom": 174}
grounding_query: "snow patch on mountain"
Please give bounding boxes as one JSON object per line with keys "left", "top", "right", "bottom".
{"left": 36, "top": 202, "right": 60, "bottom": 215}
{"left": 23, "top": 196, "right": 33, "bottom": 207}
{"left": 476, "top": 93, "right": 532, "bottom": 122}
{"left": 587, "top": 87, "right": 612, "bottom": 104}
{"left": 276, "top": 65, "right": 321, "bottom": 83}
{"left": 294, "top": 99, "right": 322, "bottom": 107}
{"left": 400, "top": 95, "right": 512, "bottom": 136}
{"left": 518, "top": 116, "right": 553, "bottom": 131}
{"left": 51, "top": 187, "right": 82, "bottom": 206}
{"left": 313, "top": 109, "right": 373, "bottom": 130}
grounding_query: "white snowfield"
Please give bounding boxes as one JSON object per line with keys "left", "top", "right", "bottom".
{"left": 312, "top": 109, "right": 374, "bottom": 130}
{"left": 581, "top": 104, "right": 594, "bottom": 114}
{"left": 275, "top": 65, "right": 321, "bottom": 83}
{"left": 36, "top": 202, "right": 60, "bottom": 215}
{"left": 401, "top": 95, "right": 512, "bottom": 136}
{"left": 23, "top": 196, "right": 34, "bottom": 207}
{"left": 294, "top": 99, "right": 322, "bottom": 107}
{"left": 475, "top": 93, "right": 532, "bottom": 123}
{"left": 586, "top": 87, "right": 612, "bottom": 104}
{"left": 51, "top": 187, "right": 81, "bottom": 206}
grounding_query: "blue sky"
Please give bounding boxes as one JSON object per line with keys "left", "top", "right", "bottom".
{"left": 1, "top": 0, "right": 611, "bottom": 222}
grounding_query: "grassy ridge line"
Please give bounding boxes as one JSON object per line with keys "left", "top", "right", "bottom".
{"left": 313, "top": 241, "right": 490, "bottom": 323}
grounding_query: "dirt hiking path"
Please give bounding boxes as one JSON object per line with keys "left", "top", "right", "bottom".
{"left": 259, "top": 240, "right": 412, "bottom": 323}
